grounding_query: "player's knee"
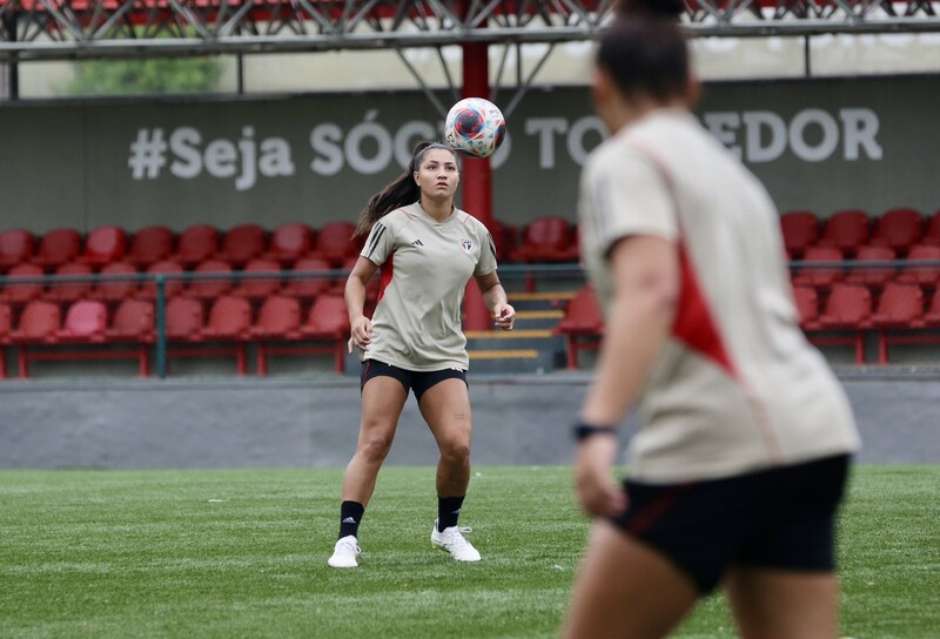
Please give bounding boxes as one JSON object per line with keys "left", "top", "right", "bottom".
{"left": 439, "top": 437, "right": 470, "bottom": 463}
{"left": 358, "top": 429, "right": 394, "bottom": 463}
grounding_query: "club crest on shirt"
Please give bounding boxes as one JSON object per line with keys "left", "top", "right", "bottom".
{"left": 461, "top": 239, "right": 473, "bottom": 253}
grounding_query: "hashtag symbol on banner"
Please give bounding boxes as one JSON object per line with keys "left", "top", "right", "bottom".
{"left": 128, "top": 128, "right": 168, "bottom": 179}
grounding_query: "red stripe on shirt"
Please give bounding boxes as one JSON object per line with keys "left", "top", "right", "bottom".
{"left": 671, "top": 241, "right": 739, "bottom": 380}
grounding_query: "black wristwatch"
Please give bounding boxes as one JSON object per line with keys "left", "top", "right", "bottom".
{"left": 572, "top": 421, "right": 618, "bottom": 442}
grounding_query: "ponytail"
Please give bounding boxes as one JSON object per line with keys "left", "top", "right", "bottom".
{"left": 354, "top": 141, "right": 457, "bottom": 237}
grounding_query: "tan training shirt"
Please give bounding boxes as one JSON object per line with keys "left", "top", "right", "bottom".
{"left": 579, "top": 109, "right": 860, "bottom": 483}
{"left": 360, "top": 202, "right": 498, "bottom": 371}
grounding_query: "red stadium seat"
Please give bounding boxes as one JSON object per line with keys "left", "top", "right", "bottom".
{"left": 187, "top": 259, "right": 233, "bottom": 300}
{"left": 511, "top": 216, "right": 576, "bottom": 262}
{"left": 923, "top": 288, "right": 940, "bottom": 327}
{"left": 490, "top": 219, "right": 519, "bottom": 262}
{"left": 922, "top": 211, "right": 940, "bottom": 246}
{"left": 0, "top": 302, "right": 10, "bottom": 378}
{"left": 176, "top": 295, "right": 251, "bottom": 374}
{"left": 895, "top": 245, "right": 940, "bottom": 287}
{"left": 172, "top": 225, "right": 219, "bottom": 267}
{"left": 139, "top": 260, "right": 184, "bottom": 300}
{"left": 165, "top": 296, "right": 204, "bottom": 340}
{"left": 265, "top": 223, "right": 314, "bottom": 265}
{"left": 10, "top": 300, "right": 61, "bottom": 377}
{"left": 252, "top": 295, "right": 302, "bottom": 340}
{"left": 47, "top": 262, "right": 93, "bottom": 303}
{"left": 791, "top": 246, "right": 843, "bottom": 288}
{"left": 870, "top": 208, "right": 924, "bottom": 254}
{"left": 555, "top": 285, "right": 604, "bottom": 368}
{"left": 0, "top": 263, "right": 44, "bottom": 305}
{"left": 32, "top": 228, "right": 82, "bottom": 269}
{"left": 792, "top": 285, "right": 821, "bottom": 331}
{"left": 282, "top": 257, "right": 333, "bottom": 300}
{"left": 872, "top": 282, "right": 934, "bottom": 365}
{"left": 815, "top": 283, "right": 873, "bottom": 364}
{"left": 255, "top": 294, "right": 350, "bottom": 374}
{"left": 844, "top": 245, "right": 895, "bottom": 289}
{"left": 217, "top": 224, "right": 266, "bottom": 266}
{"left": 231, "top": 259, "right": 282, "bottom": 300}
{"left": 57, "top": 300, "right": 108, "bottom": 343}
{"left": 107, "top": 299, "right": 155, "bottom": 343}
{"left": 779, "top": 211, "right": 819, "bottom": 259}
{"left": 0, "top": 229, "right": 34, "bottom": 270}
{"left": 128, "top": 226, "right": 175, "bottom": 267}
{"left": 92, "top": 262, "right": 139, "bottom": 302}
{"left": 816, "top": 210, "right": 870, "bottom": 256}
{"left": 309, "top": 221, "right": 359, "bottom": 265}
{"left": 80, "top": 225, "right": 127, "bottom": 266}
{"left": 303, "top": 294, "right": 349, "bottom": 339}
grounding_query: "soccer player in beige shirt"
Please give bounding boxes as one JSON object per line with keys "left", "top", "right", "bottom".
{"left": 328, "top": 143, "right": 515, "bottom": 568}
{"left": 562, "top": 1, "right": 860, "bottom": 637}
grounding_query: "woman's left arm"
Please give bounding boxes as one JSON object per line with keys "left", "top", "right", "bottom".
{"left": 475, "top": 271, "right": 515, "bottom": 330}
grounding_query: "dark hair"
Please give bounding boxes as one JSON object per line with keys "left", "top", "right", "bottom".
{"left": 354, "top": 142, "right": 458, "bottom": 237}
{"left": 596, "top": 0, "right": 689, "bottom": 102}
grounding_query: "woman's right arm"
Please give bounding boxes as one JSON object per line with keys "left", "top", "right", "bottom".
{"left": 345, "top": 257, "right": 379, "bottom": 350}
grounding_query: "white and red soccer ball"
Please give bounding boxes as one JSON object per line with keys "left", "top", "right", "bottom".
{"left": 444, "top": 98, "right": 506, "bottom": 159}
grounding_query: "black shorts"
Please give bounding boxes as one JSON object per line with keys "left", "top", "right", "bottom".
{"left": 360, "top": 359, "right": 467, "bottom": 401}
{"left": 609, "top": 454, "right": 851, "bottom": 595}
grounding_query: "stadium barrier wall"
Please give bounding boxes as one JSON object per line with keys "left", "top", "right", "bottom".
{"left": 0, "top": 74, "right": 937, "bottom": 232}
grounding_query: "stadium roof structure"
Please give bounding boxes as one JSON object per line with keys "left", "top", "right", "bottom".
{"left": 0, "top": 1, "right": 939, "bottom": 62}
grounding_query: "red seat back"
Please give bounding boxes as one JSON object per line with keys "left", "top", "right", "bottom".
{"left": 822, "top": 284, "right": 872, "bottom": 325}
{"left": 792, "top": 286, "right": 819, "bottom": 326}
{"left": 314, "top": 221, "right": 358, "bottom": 263}
{"left": 283, "top": 257, "right": 332, "bottom": 299}
{"left": 50, "top": 262, "right": 93, "bottom": 302}
{"left": 2, "top": 263, "right": 43, "bottom": 303}
{"left": 83, "top": 225, "right": 127, "bottom": 265}
{"left": 176, "top": 225, "right": 219, "bottom": 266}
{"left": 256, "top": 295, "right": 301, "bottom": 335}
{"left": 165, "top": 296, "right": 204, "bottom": 339}
{"left": 235, "top": 259, "right": 282, "bottom": 299}
{"left": 558, "top": 285, "right": 603, "bottom": 333}
{"left": 489, "top": 219, "right": 518, "bottom": 262}
{"left": 129, "top": 226, "right": 175, "bottom": 266}
{"left": 0, "top": 303, "right": 11, "bottom": 337}
{"left": 872, "top": 208, "right": 924, "bottom": 253}
{"left": 35, "top": 228, "right": 82, "bottom": 267}
{"left": 189, "top": 259, "right": 233, "bottom": 299}
{"left": 206, "top": 296, "right": 252, "bottom": 337}
{"left": 462, "top": 277, "right": 490, "bottom": 332}
{"left": 142, "top": 260, "right": 184, "bottom": 299}
{"left": 269, "top": 223, "right": 313, "bottom": 263}
{"left": 923, "top": 211, "right": 940, "bottom": 245}
{"left": 111, "top": 299, "right": 154, "bottom": 337}
{"left": 875, "top": 282, "right": 923, "bottom": 324}
{"left": 63, "top": 300, "right": 108, "bottom": 338}
{"left": 220, "top": 224, "right": 266, "bottom": 265}
{"left": 897, "top": 244, "right": 940, "bottom": 286}
{"left": 818, "top": 210, "right": 870, "bottom": 255}
{"left": 793, "top": 246, "right": 843, "bottom": 287}
{"left": 95, "top": 262, "right": 138, "bottom": 301}
{"left": 779, "top": 211, "right": 819, "bottom": 257}
{"left": 17, "top": 301, "right": 61, "bottom": 340}
{"left": 306, "top": 295, "right": 349, "bottom": 335}
{"left": 844, "top": 245, "right": 895, "bottom": 287}
{"left": 0, "top": 229, "right": 34, "bottom": 268}
{"left": 523, "top": 216, "right": 572, "bottom": 251}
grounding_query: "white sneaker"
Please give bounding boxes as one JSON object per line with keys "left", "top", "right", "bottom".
{"left": 327, "top": 535, "right": 361, "bottom": 568}
{"left": 431, "top": 521, "right": 481, "bottom": 562}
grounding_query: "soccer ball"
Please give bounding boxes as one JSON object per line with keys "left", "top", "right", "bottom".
{"left": 444, "top": 98, "right": 506, "bottom": 159}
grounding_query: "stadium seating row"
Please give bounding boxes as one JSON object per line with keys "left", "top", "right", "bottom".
{"left": 555, "top": 282, "right": 940, "bottom": 367}
{"left": 0, "top": 295, "right": 349, "bottom": 379}
{"left": 792, "top": 244, "right": 940, "bottom": 288}
{"left": 0, "top": 216, "right": 581, "bottom": 272}
{"left": 782, "top": 208, "right": 940, "bottom": 258}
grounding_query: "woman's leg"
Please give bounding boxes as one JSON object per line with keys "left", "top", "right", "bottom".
{"left": 417, "top": 378, "right": 472, "bottom": 501}
{"left": 561, "top": 521, "right": 699, "bottom": 639}
{"left": 340, "top": 375, "right": 410, "bottom": 505}
{"left": 725, "top": 567, "right": 840, "bottom": 639}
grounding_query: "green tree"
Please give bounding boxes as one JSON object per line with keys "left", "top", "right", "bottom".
{"left": 68, "top": 57, "right": 222, "bottom": 96}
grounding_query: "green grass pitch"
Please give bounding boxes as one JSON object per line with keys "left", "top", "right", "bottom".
{"left": 1, "top": 466, "right": 938, "bottom": 638}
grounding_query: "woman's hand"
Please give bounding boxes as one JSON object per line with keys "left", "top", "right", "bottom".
{"left": 492, "top": 303, "right": 516, "bottom": 330}
{"left": 348, "top": 316, "right": 374, "bottom": 352}
{"left": 574, "top": 435, "right": 627, "bottom": 518}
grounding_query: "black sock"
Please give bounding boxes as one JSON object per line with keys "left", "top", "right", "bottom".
{"left": 437, "top": 496, "right": 465, "bottom": 532}
{"left": 339, "top": 501, "right": 365, "bottom": 539}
